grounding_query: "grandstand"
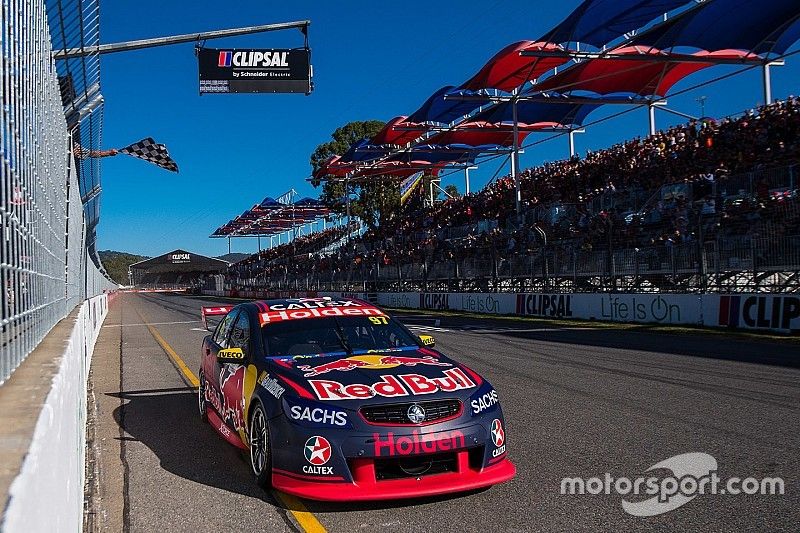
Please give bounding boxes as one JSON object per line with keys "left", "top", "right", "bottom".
{"left": 213, "top": 0, "right": 800, "bottom": 296}
{"left": 224, "top": 97, "right": 799, "bottom": 295}
{"left": 130, "top": 250, "right": 229, "bottom": 289}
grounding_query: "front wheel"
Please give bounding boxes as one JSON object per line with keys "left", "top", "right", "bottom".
{"left": 198, "top": 371, "right": 208, "bottom": 423}
{"left": 249, "top": 403, "right": 272, "bottom": 489}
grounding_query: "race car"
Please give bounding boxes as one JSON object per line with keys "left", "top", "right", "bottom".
{"left": 198, "top": 297, "right": 515, "bottom": 501}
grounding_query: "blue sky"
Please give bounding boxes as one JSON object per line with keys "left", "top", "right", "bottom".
{"left": 97, "top": 1, "right": 800, "bottom": 257}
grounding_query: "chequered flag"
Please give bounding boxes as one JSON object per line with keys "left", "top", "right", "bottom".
{"left": 119, "top": 138, "right": 178, "bottom": 172}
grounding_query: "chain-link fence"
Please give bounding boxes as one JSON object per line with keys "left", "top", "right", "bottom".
{"left": 0, "top": 0, "right": 115, "bottom": 384}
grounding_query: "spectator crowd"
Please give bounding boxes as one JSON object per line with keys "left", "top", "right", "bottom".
{"left": 228, "top": 97, "right": 800, "bottom": 288}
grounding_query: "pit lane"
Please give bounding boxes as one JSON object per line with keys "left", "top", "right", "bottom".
{"left": 88, "top": 292, "right": 799, "bottom": 532}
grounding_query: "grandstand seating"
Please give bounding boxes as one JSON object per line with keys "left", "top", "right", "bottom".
{"left": 226, "top": 98, "right": 800, "bottom": 294}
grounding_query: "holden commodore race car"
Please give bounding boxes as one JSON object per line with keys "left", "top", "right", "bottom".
{"left": 198, "top": 297, "right": 515, "bottom": 501}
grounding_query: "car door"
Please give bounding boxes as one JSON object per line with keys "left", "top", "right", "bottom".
{"left": 219, "top": 309, "right": 255, "bottom": 441}
{"left": 206, "top": 309, "right": 239, "bottom": 429}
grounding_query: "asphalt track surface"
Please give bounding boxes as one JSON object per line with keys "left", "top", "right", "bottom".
{"left": 90, "top": 292, "right": 800, "bottom": 532}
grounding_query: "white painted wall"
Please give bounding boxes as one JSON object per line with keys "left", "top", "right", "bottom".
{"left": 3, "top": 294, "right": 110, "bottom": 533}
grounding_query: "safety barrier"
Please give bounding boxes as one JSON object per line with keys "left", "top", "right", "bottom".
{"left": 1, "top": 293, "right": 109, "bottom": 532}
{"left": 206, "top": 289, "right": 799, "bottom": 334}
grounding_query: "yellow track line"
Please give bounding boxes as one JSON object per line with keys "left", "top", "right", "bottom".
{"left": 135, "top": 305, "right": 327, "bottom": 533}
{"left": 273, "top": 491, "right": 328, "bottom": 533}
{"left": 145, "top": 323, "right": 200, "bottom": 387}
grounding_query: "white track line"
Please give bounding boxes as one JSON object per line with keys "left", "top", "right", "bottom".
{"left": 103, "top": 320, "right": 199, "bottom": 328}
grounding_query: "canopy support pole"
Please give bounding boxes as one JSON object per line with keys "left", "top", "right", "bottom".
{"left": 648, "top": 103, "right": 656, "bottom": 135}
{"left": 763, "top": 60, "right": 785, "bottom": 105}
{"left": 345, "top": 175, "right": 351, "bottom": 228}
{"left": 568, "top": 128, "right": 585, "bottom": 157}
{"left": 258, "top": 236, "right": 261, "bottom": 252}
{"left": 227, "top": 237, "right": 231, "bottom": 255}
{"left": 511, "top": 96, "right": 521, "bottom": 215}
{"left": 464, "top": 165, "right": 477, "bottom": 195}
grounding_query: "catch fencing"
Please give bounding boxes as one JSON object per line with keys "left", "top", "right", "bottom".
{"left": 0, "top": 0, "right": 115, "bottom": 384}
{"left": 230, "top": 235, "right": 800, "bottom": 295}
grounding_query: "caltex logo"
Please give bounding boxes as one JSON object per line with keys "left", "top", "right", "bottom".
{"left": 304, "top": 436, "right": 332, "bottom": 466}
{"left": 491, "top": 419, "right": 505, "bottom": 447}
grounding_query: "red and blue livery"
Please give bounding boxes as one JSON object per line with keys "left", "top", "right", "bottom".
{"left": 198, "top": 297, "right": 515, "bottom": 501}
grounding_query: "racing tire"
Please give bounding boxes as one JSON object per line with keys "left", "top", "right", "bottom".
{"left": 248, "top": 402, "right": 272, "bottom": 489}
{"left": 198, "top": 371, "right": 208, "bottom": 423}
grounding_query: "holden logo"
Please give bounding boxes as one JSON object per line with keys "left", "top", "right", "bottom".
{"left": 407, "top": 404, "right": 426, "bottom": 424}
{"left": 304, "top": 436, "right": 332, "bottom": 466}
{"left": 491, "top": 419, "right": 505, "bottom": 447}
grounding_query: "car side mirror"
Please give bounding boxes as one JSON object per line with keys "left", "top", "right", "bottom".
{"left": 418, "top": 334, "right": 436, "bottom": 348}
{"left": 217, "top": 347, "right": 245, "bottom": 364}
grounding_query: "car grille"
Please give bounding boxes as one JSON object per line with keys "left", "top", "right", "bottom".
{"left": 374, "top": 452, "right": 457, "bottom": 480}
{"left": 360, "top": 399, "right": 462, "bottom": 425}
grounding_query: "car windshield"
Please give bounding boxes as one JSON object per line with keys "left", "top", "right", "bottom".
{"left": 261, "top": 316, "right": 419, "bottom": 357}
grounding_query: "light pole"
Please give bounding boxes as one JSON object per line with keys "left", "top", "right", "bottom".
{"left": 696, "top": 96, "right": 707, "bottom": 118}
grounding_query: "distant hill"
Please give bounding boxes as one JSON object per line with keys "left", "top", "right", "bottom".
{"left": 98, "top": 250, "right": 149, "bottom": 285}
{"left": 216, "top": 253, "right": 250, "bottom": 264}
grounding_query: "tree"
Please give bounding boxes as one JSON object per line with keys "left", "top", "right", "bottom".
{"left": 444, "top": 184, "right": 460, "bottom": 198}
{"left": 98, "top": 250, "right": 148, "bottom": 285}
{"left": 311, "top": 120, "right": 407, "bottom": 229}
{"left": 310, "top": 120, "right": 385, "bottom": 183}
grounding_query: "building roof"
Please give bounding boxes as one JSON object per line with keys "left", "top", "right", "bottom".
{"left": 129, "top": 249, "right": 229, "bottom": 274}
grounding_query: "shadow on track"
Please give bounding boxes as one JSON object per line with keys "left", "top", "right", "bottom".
{"left": 396, "top": 312, "right": 800, "bottom": 368}
{"left": 110, "top": 389, "right": 275, "bottom": 502}
{"left": 110, "top": 387, "right": 486, "bottom": 515}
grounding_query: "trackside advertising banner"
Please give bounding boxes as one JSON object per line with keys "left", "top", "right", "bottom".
{"left": 372, "top": 292, "right": 797, "bottom": 333}
{"left": 207, "top": 291, "right": 798, "bottom": 333}
{"left": 705, "top": 294, "right": 800, "bottom": 333}
{"left": 406, "top": 292, "right": 703, "bottom": 325}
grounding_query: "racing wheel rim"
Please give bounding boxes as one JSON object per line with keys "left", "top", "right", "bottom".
{"left": 249, "top": 406, "right": 269, "bottom": 476}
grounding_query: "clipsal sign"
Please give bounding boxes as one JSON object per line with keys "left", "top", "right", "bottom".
{"left": 217, "top": 50, "right": 289, "bottom": 68}
{"left": 170, "top": 253, "right": 191, "bottom": 263}
{"left": 516, "top": 294, "right": 573, "bottom": 318}
{"left": 420, "top": 293, "right": 449, "bottom": 310}
{"left": 308, "top": 368, "right": 476, "bottom": 401}
{"left": 719, "top": 295, "right": 800, "bottom": 331}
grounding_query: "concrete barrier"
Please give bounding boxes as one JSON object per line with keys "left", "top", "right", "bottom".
{"left": 2, "top": 294, "right": 110, "bottom": 532}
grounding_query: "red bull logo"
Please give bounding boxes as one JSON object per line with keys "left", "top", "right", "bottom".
{"left": 298, "top": 354, "right": 450, "bottom": 377}
{"left": 204, "top": 365, "right": 244, "bottom": 430}
{"left": 309, "top": 368, "right": 476, "bottom": 401}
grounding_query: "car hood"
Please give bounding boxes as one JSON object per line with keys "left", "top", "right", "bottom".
{"left": 265, "top": 347, "right": 484, "bottom": 407}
